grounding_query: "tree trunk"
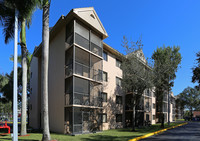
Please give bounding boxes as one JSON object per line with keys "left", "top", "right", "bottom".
{"left": 42, "top": 2, "right": 51, "bottom": 141}
{"left": 190, "top": 108, "right": 193, "bottom": 121}
{"left": 132, "top": 97, "right": 136, "bottom": 131}
{"left": 161, "top": 112, "right": 164, "bottom": 128}
{"left": 20, "top": 18, "right": 27, "bottom": 136}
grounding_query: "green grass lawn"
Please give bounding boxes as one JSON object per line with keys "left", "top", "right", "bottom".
{"left": 0, "top": 122, "right": 184, "bottom": 141}
{"left": 176, "top": 119, "right": 185, "bottom": 122}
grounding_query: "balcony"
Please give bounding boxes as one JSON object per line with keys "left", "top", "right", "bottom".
{"left": 144, "top": 91, "right": 152, "bottom": 97}
{"left": 65, "top": 62, "right": 102, "bottom": 82}
{"left": 75, "top": 62, "right": 90, "bottom": 78}
{"left": 65, "top": 76, "right": 103, "bottom": 107}
{"left": 90, "top": 69, "right": 102, "bottom": 82}
{"left": 65, "top": 63, "right": 73, "bottom": 77}
{"left": 144, "top": 105, "right": 151, "bottom": 112}
{"left": 75, "top": 33, "right": 90, "bottom": 50}
{"left": 65, "top": 92, "right": 102, "bottom": 107}
{"left": 74, "top": 33, "right": 102, "bottom": 57}
{"left": 91, "top": 42, "right": 102, "bottom": 57}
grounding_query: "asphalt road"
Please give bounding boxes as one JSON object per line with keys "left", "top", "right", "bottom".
{"left": 141, "top": 122, "right": 200, "bottom": 141}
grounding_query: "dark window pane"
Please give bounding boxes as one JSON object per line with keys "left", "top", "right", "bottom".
{"left": 65, "top": 77, "right": 73, "bottom": 94}
{"left": 103, "top": 51, "right": 107, "bottom": 61}
{"left": 91, "top": 42, "right": 102, "bottom": 56}
{"left": 116, "top": 114, "right": 122, "bottom": 122}
{"left": 83, "top": 113, "right": 89, "bottom": 121}
{"left": 74, "top": 77, "right": 89, "bottom": 94}
{"left": 102, "top": 92, "right": 107, "bottom": 102}
{"left": 103, "top": 72, "right": 107, "bottom": 82}
{"left": 75, "top": 33, "right": 89, "bottom": 50}
{"left": 116, "top": 59, "right": 122, "bottom": 68}
{"left": 66, "top": 21, "right": 74, "bottom": 45}
{"left": 99, "top": 114, "right": 107, "bottom": 123}
{"left": 116, "top": 77, "right": 122, "bottom": 87}
{"left": 116, "top": 96, "right": 122, "bottom": 104}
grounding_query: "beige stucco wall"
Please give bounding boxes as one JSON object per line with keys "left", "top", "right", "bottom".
{"left": 152, "top": 96, "right": 156, "bottom": 124}
{"left": 29, "top": 56, "right": 40, "bottom": 129}
{"left": 48, "top": 26, "right": 66, "bottom": 133}
{"left": 102, "top": 49, "right": 123, "bottom": 130}
{"left": 170, "top": 103, "right": 173, "bottom": 122}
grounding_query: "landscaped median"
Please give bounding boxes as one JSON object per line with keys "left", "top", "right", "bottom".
{"left": 129, "top": 122, "right": 188, "bottom": 141}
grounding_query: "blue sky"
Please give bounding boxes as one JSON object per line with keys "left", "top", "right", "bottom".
{"left": 0, "top": 0, "right": 199, "bottom": 95}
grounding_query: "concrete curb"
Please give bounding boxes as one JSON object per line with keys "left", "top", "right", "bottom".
{"left": 129, "top": 122, "right": 188, "bottom": 141}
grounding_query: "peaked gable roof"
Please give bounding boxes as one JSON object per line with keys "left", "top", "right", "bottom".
{"left": 134, "top": 49, "right": 147, "bottom": 63}
{"left": 73, "top": 7, "right": 108, "bottom": 39}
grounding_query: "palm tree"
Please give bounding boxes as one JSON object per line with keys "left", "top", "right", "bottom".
{"left": 40, "top": 0, "right": 51, "bottom": 140}
{"left": 0, "top": 0, "right": 37, "bottom": 135}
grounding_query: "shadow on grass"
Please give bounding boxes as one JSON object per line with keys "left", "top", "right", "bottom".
{"left": 0, "top": 138, "right": 39, "bottom": 141}
{"left": 81, "top": 135, "right": 138, "bottom": 141}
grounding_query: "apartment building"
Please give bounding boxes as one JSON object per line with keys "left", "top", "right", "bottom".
{"left": 29, "top": 7, "right": 175, "bottom": 135}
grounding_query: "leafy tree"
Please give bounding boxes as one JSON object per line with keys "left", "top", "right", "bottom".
{"left": 192, "top": 52, "right": 200, "bottom": 89}
{"left": 175, "top": 95, "right": 185, "bottom": 119}
{"left": 0, "top": 74, "right": 9, "bottom": 93}
{"left": 152, "top": 45, "right": 181, "bottom": 128}
{"left": 0, "top": 0, "right": 37, "bottom": 135}
{"left": 1, "top": 68, "right": 22, "bottom": 103}
{"left": 179, "top": 87, "right": 200, "bottom": 120}
{"left": 0, "top": 101, "right": 12, "bottom": 120}
{"left": 121, "top": 36, "right": 153, "bottom": 131}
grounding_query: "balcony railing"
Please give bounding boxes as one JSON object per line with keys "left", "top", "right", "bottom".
{"left": 145, "top": 91, "right": 152, "bottom": 97}
{"left": 74, "top": 33, "right": 102, "bottom": 57}
{"left": 91, "top": 42, "right": 102, "bottom": 57}
{"left": 163, "top": 97, "right": 168, "bottom": 102}
{"left": 90, "top": 69, "right": 102, "bottom": 82}
{"left": 136, "top": 105, "right": 144, "bottom": 111}
{"left": 69, "top": 93, "right": 102, "bottom": 107}
{"left": 144, "top": 105, "right": 151, "bottom": 112}
{"left": 65, "top": 62, "right": 102, "bottom": 82}
{"left": 75, "top": 33, "right": 90, "bottom": 50}
{"left": 73, "top": 93, "right": 90, "bottom": 106}
{"left": 75, "top": 62, "right": 90, "bottom": 78}
{"left": 65, "top": 63, "right": 73, "bottom": 77}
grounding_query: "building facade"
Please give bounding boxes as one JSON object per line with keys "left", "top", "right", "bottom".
{"left": 29, "top": 7, "right": 176, "bottom": 135}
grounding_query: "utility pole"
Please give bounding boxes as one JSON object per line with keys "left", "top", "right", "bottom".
{"left": 13, "top": 8, "right": 18, "bottom": 141}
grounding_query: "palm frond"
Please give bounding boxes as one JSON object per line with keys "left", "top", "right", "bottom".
{"left": 3, "top": 13, "right": 15, "bottom": 44}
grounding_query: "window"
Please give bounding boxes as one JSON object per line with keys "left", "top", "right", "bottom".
{"left": 116, "top": 96, "right": 122, "bottom": 104}
{"left": 102, "top": 92, "right": 107, "bottom": 102}
{"left": 83, "top": 112, "right": 89, "bottom": 121}
{"left": 100, "top": 114, "right": 107, "bottom": 123}
{"left": 153, "top": 103, "right": 156, "bottom": 109}
{"left": 116, "top": 114, "right": 122, "bottom": 122}
{"left": 103, "top": 51, "right": 108, "bottom": 61}
{"left": 116, "top": 59, "right": 122, "bottom": 68}
{"left": 103, "top": 71, "right": 108, "bottom": 82}
{"left": 116, "top": 77, "right": 122, "bottom": 87}
{"left": 145, "top": 102, "right": 149, "bottom": 108}
{"left": 153, "top": 92, "right": 156, "bottom": 97}
{"left": 153, "top": 115, "right": 156, "bottom": 120}
{"left": 146, "top": 114, "right": 149, "bottom": 121}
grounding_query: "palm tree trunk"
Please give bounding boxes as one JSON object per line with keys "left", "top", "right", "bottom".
{"left": 41, "top": 2, "right": 51, "bottom": 141}
{"left": 20, "top": 18, "right": 27, "bottom": 136}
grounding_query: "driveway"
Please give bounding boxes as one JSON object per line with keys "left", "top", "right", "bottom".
{"left": 141, "top": 122, "right": 200, "bottom": 141}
